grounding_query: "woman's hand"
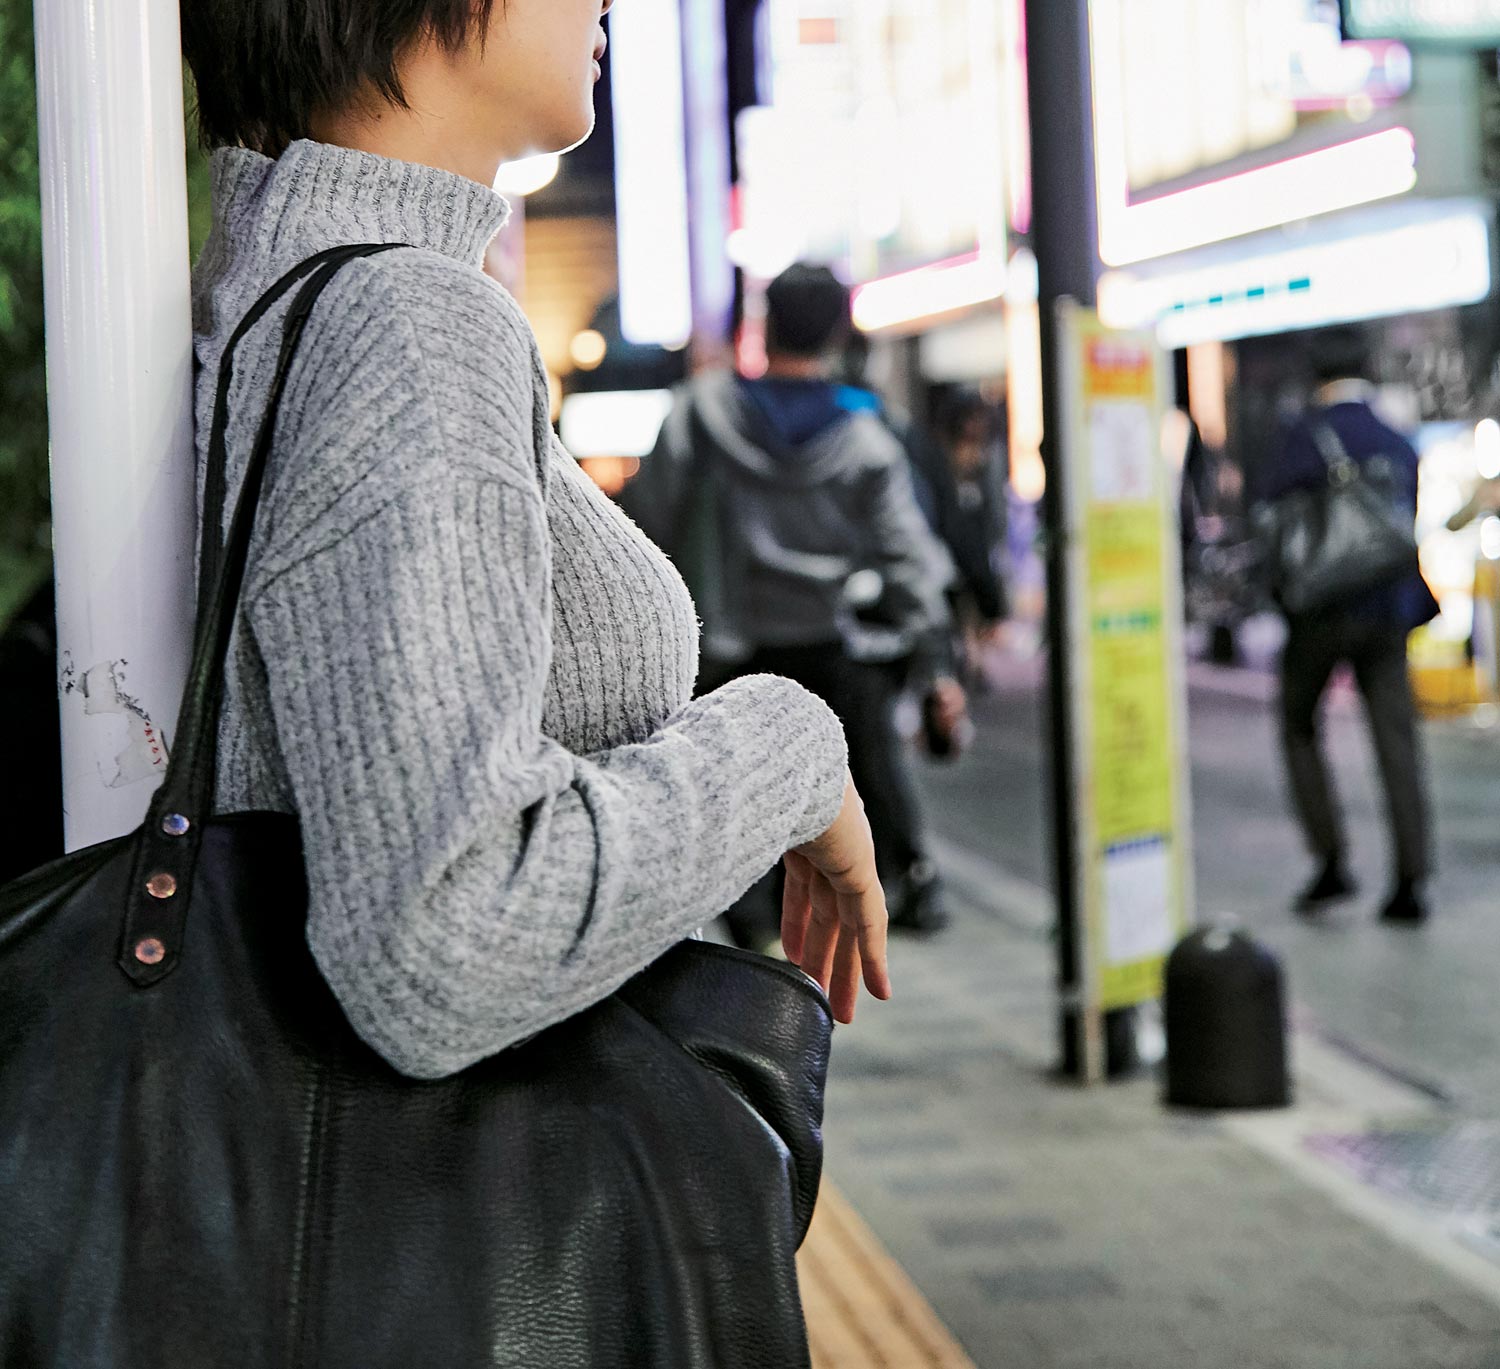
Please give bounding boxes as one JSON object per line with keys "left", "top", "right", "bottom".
{"left": 781, "top": 774, "right": 893, "bottom": 1023}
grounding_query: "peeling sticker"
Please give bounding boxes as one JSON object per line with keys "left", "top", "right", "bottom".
{"left": 60, "top": 654, "right": 170, "bottom": 788}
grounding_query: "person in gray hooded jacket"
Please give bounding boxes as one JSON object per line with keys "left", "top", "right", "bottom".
{"left": 621, "top": 264, "right": 961, "bottom": 942}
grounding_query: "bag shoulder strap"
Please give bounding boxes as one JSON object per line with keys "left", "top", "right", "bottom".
{"left": 1311, "top": 422, "right": 1359, "bottom": 485}
{"left": 120, "top": 242, "right": 406, "bottom": 987}
{"left": 200, "top": 243, "right": 399, "bottom": 582}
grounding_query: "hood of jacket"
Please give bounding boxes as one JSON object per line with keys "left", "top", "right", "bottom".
{"left": 687, "top": 372, "right": 889, "bottom": 488}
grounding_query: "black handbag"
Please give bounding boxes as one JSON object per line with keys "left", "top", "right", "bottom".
{"left": 1255, "top": 423, "right": 1419, "bottom": 616}
{"left": 0, "top": 244, "right": 832, "bottom": 1368}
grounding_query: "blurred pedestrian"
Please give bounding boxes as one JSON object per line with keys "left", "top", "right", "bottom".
{"left": 922, "top": 388, "right": 1010, "bottom": 674}
{"left": 838, "top": 343, "right": 1004, "bottom": 694}
{"left": 1258, "top": 328, "right": 1437, "bottom": 923}
{"left": 623, "top": 264, "right": 960, "bottom": 940}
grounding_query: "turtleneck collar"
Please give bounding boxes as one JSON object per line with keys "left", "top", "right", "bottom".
{"left": 208, "top": 138, "right": 512, "bottom": 271}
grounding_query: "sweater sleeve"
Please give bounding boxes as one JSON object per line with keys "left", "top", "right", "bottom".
{"left": 244, "top": 268, "right": 846, "bottom": 1079}
{"left": 249, "top": 479, "right": 846, "bottom": 1078}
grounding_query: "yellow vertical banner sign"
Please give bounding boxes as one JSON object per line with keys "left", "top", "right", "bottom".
{"left": 1058, "top": 303, "right": 1193, "bottom": 1071}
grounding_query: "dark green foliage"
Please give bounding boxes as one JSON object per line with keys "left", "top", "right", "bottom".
{"left": 0, "top": 0, "right": 49, "bottom": 626}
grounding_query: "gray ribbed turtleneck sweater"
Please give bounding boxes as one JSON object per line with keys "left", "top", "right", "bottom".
{"left": 191, "top": 140, "right": 847, "bottom": 1079}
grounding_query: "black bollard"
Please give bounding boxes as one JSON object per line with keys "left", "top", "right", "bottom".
{"left": 1164, "top": 925, "right": 1290, "bottom": 1109}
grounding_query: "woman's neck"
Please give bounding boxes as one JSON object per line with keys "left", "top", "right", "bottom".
{"left": 309, "top": 44, "right": 524, "bottom": 190}
{"left": 309, "top": 104, "right": 506, "bottom": 190}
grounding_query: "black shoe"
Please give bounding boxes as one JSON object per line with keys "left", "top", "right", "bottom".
{"left": 1295, "top": 859, "right": 1357, "bottom": 914}
{"left": 1379, "top": 879, "right": 1428, "bottom": 926}
{"left": 889, "top": 862, "right": 950, "bottom": 934}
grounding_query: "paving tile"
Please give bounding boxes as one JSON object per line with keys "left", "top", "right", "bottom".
{"left": 846, "top": 1131, "right": 965, "bottom": 1158}
{"left": 972, "top": 1266, "right": 1123, "bottom": 1301}
{"left": 830, "top": 1047, "right": 959, "bottom": 1083}
{"left": 929, "top": 1216, "right": 1066, "bottom": 1248}
{"left": 884, "top": 1169, "right": 1018, "bottom": 1198}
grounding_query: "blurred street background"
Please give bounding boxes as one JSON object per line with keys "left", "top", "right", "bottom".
{"left": 794, "top": 640, "right": 1500, "bottom": 1367}
{"left": 9, "top": 0, "right": 1500, "bottom": 1364}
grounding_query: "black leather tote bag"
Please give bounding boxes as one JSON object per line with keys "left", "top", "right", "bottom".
{"left": 1255, "top": 423, "right": 1419, "bottom": 616}
{"left": 0, "top": 245, "right": 831, "bottom": 1369}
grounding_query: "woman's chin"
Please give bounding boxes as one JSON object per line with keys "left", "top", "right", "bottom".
{"left": 497, "top": 98, "right": 597, "bottom": 169}
{"left": 513, "top": 112, "right": 595, "bottom": 162}
{"left": 559, "top": 107, "right": 599, "bottom": 154}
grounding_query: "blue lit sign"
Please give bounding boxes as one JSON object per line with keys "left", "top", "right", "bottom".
{"left": 1342, "top": 0, "right": 1500, "bottom": 45}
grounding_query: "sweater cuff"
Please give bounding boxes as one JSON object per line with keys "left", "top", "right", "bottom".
{"left": 734, "top": 673, "right": 848, "bottom": 848}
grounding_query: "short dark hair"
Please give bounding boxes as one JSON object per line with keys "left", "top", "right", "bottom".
{"left": 1309, "top": 326, "right": 1372, "bottom": 385}
{"left": 181, "top": 0, "right": 499, "bottom": 154}
{"left": 764, "top": 264, "right": 852, "bottom": 359}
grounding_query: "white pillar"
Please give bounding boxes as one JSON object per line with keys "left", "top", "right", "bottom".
{"left": 34, "top": 0, "right": 197, "bottom": 851}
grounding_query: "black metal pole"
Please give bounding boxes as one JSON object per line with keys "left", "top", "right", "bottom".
{"left": 1023, "top": 0, "right": 1137, "bottom": 1078}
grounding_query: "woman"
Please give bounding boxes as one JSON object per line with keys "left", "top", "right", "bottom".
{"left": 181, "top": 0, "right": 889, "bottom": 1076}
{"left": 177, "top": 2, "right": 891, "bottom": 1359}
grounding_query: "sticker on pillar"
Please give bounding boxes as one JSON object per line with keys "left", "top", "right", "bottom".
{"left": 1102, "top": 835, "right": 1173, "bottom": 966}
{"left": 60, "top": 655, "right": 170, "bottom": 788}
{"left": 1088, "top": 401, "right": 1154, "bottom": 503}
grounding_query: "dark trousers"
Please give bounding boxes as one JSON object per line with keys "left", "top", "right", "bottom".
{"left": 1279, "top": 617, "right": 1431, "bottom": 883}
{"left": 702, "top": 643, "right": 927, "bottom": 944}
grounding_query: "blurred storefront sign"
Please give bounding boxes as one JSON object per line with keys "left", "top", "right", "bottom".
{"left": 1097, "top": 123, "right": 1419, "bottom": 269}
{"left": 1097, "top": 199, "right": 1493, "bottom": 346}
{"left": 609, "top": 0, "right": 693, "bottom": 347}
{"left": 849, "top": 254, "right": 1009, "bottom": 334}
{"left": 1057, "top": 305, "right": 1192, "bottom": 1071}
{"left": 1099, "top": 0, "right": 1410, "bottom": 198}
{"left": 1342, "top": 0, "right": 1500, "bottom": 45}
{"left": 1089, "top": 0, "right": 1498, "bottom": 351}
{"left": 916, "top": 311, "right": 1011, "bottom": 384}
{"left": 1091, "top": 0, "right": 1416, "bottom": 268}
{"left": 559, "top": 389, "right": 675, "bottom": 496}
{"left": 735, "top": 0, "right": 1023, "bottom": 328}
{"left": 559, "top": 389, "right": 675, "bottom": 460}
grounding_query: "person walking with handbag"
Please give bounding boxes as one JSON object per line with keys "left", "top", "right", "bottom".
{"left": 621, "top": 264, "right": 963, "bottom": 941}
{"left": 1258, "top": 327, "right": 1438, "bottom": 924}
{"left": 0, "top": 3, "right": 893, "bottom": 1364}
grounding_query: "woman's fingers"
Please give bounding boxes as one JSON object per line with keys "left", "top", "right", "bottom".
{"left": 797, "top": 878, "right": 843, "bottom": 995}
{"left": 827, "top": 924, "right": 863, "bottom": 1024}
{"left": 780, "top": 852, "right": 814, "bottom": 963}
{"left": 782, "top": 774, "right": 894, "bottom": 1016}
{"left": 841, "top": 885, "right": 893, "bottom": 1002}
{"left": 788, "top": 867, "right": 893, "bottom": 1023}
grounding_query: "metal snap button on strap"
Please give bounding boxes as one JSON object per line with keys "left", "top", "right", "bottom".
{"left": 145, "top": 872, "right": 178, "bottom": 900}
{"left": 133, "top": 938, "right": 167, "bottom": 966}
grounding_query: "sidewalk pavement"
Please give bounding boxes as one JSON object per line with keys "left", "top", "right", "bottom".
{"left": 815, "top": 846, "right": 1500, "bottom": 1369}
